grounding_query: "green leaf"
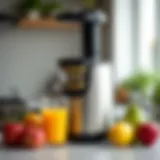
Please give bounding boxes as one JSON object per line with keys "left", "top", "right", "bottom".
{"left": 122, "top": 72, "right": 156, "bottom": 94}
{"left": 83, "top": 0, "right": 96, "bottom": 9}
{"left": 152, "top": 80, "right": 160, "bottom": 105}
{"left": 41, "top": 1, "right": 62, "bottom": 15}
{"left": 21, "top": 0, "right": 41, "bottom": 10}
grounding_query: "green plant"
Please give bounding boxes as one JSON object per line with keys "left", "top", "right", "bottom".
{"left": 18, "top": 0, "right": 61, "bottom": 15}
{"left": 41, "top": 1, "right": 62, "bottom": 16}
{"left": 152, "top": 81, "right": 160, "bottom": 105}
{"left": 20, "top": 0, "right": 41, "bottom": 11}
{"left": 83, "top": 0, "right": 96, "bottom": 9}
{"left": 121, "top": 72, "right": 156, "bottom": 94}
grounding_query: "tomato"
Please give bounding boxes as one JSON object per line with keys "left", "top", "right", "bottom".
{"left": 23, "top": 126, "right": 46, "bottom": 148}
{"left": 137, "top": 123, "right": 159, "bottom": 146}
{"left": 3, "top": 123, "right": 24, "bottom": 145}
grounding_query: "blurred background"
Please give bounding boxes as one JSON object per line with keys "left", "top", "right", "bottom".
{"left": 0, "top": 0, "right": 159, "bottom": 138}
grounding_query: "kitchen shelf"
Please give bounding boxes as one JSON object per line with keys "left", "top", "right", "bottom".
{"left": 18, "top": 18, "right": 81, "bottom": 30}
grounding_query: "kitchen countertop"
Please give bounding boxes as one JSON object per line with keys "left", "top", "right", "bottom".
{"left": 0, "top": 142, "right": 160, "bottom": 160}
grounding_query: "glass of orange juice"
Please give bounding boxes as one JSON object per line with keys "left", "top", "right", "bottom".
{"left": 42, "top": 107, "right": 68, "bottom": 145}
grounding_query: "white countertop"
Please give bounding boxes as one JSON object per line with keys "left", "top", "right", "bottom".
{"left": 0, "top": 142, "right": 160, "bottom": 160}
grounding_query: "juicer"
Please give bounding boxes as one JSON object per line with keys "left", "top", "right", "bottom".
{"left": 59, "top": 10, "right": 113, "bottom": 141}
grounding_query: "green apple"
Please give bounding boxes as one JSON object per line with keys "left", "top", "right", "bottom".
{"left": 123, "top": 103, "right": 145, "bottom": 127}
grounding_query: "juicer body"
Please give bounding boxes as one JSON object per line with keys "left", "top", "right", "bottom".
{"left": 81, "top": 63, "right": 113, "bottom": 135}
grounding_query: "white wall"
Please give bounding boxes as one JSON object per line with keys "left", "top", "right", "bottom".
{"left": 0, "top": 26, "right": 81, "bottom": 99}
{"left": 113, "top": 0, "right": 134, "bottom": 82}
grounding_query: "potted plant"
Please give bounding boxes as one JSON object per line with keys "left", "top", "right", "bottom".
{"left": 19, "top": 0, "right": 41, "bottom": 20}
{"left": 117, "top": 72, "right": 156, "bottom": 106}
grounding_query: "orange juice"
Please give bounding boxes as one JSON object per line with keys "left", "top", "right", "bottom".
{"left": 42, "top": 107, "right": 68, "bottom": 145}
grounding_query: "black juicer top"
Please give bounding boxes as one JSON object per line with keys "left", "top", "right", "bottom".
{"left": 58, "top": 10, "right": 107, "bottom": 60}
{"left": 58, "top": 10, "right": 107, "bottom": 97}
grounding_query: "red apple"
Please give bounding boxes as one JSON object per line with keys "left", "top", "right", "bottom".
{"left": 3, "top": 123, "right": 24, "bottom": 146}
{"left": 137, "top": 123, "right": 159, "bottom": 146}
{"left": 23, "top": 126, "right": 46, "bottom": 148}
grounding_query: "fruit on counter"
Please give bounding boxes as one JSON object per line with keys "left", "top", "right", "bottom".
{"left": 115, "top": 87, "right": 130, "bottom": 104}
{"left": 23, "top": 126, "right": 46, "bottom": 148}
{"left": 108, "top": 122, "right": 135, "bottom": 146}
{"left": 3, "top": 123, "right": 24, "bottom": 146}
{"left": 24, "top": 112, "right": 42, "bottom": 127}
{"left": 137, "top": 123, "right": 159, "bottom": 146}
{"left": 123, "top": 103, "right": 145, "bottom": 127}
